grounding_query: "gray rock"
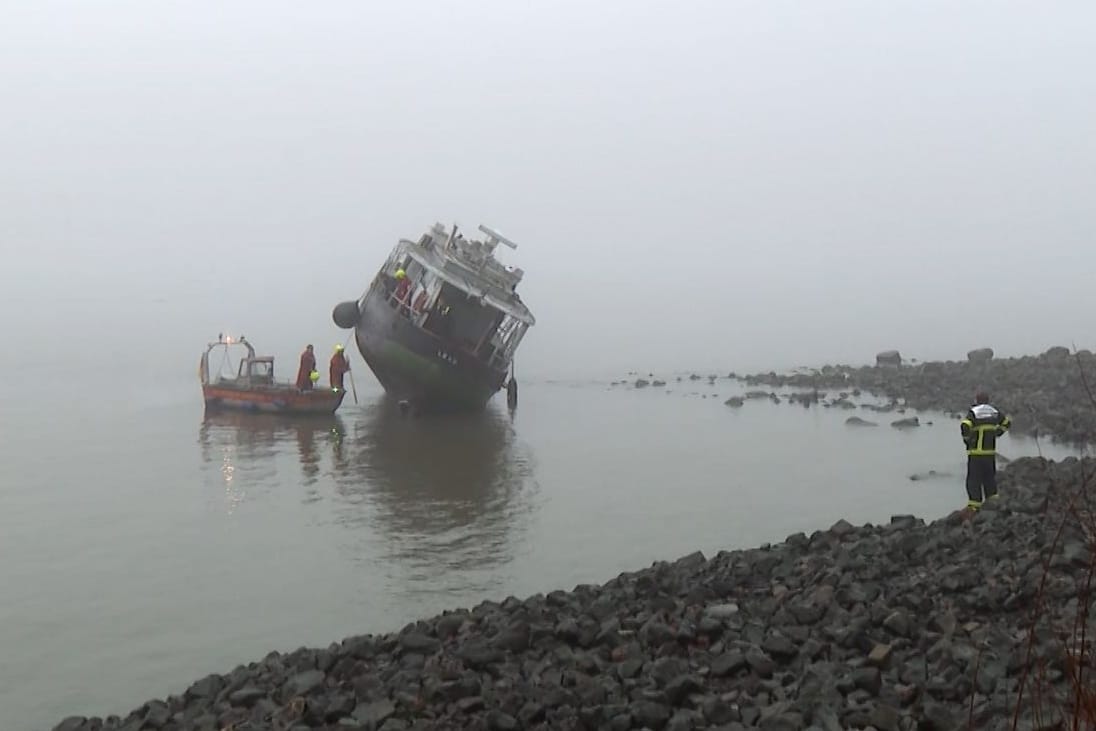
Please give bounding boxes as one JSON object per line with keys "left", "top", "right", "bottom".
{"left": 967, "top": 347, "right": 994, "bottom": 363}
{"left": 631, "top": 700, "right": 672, "bottom": 728}
{"left": 353, "top": 699, "right": 396, "bottom": 726}
{"left": 285, "top": 669, "right": 326, "bottom": 697}
{"left": 711, "top": 651, "right": 749, "bottom": 677}
{"left": 890, "top": 416, "right": 921, "bottom": 428}
{"left": 185, "top": 674, "right": 223, "bottom": 700}
{"left": 228, "top": 687, "right": 267, "bottom": 707}
{"left": 876, "top": 350, "right": 902, "bottom": 367}
{"left": 53, "top": 719, "right": 87, "bottom": 731}
{"left": 398, "top": 632, "right": 440, "bottom": 654}
{"left": 485, "top": 710, "right": 519, "bottom": 730}
{"left": 457, "top": 639, "right": 504, "bottom": 668}
{"left": 841, "top": 416, "right": 876, "bottom": 429}
{"left": 704, "top": 603, "right": 740, "bottom": 619}
{"left": 853, "top": 667, "right": 882, "bottom": 696}
{"left": 746, "top": 648, "right": 776, "bottom": 678}
{"left": 883, "top": 610, "right": 911, "bottom": 637}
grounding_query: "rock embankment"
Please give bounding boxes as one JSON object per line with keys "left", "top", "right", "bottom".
{"left": 739, "top": 347, "right": 1096, "bottom": 444}
{"left": 53, "top": 457, "right": 1096, "bottom": 731}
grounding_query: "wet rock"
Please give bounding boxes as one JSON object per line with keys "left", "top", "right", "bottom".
{"left": 711, "top": 651, "right": 749, "bottom": 677}
{"left": 876, "top": 350, "right": 902, "bottom": 367}
{"left": 745, "top": 648, "right": 776, "bottom": 678}
{"left": 737, "top": 348, "right": 1096, "bottom": 444}
{"left": 457, "top": 639, "right": 504, "bottom": 668}
{"left": 398, "top": 632, "right": 440, "bottom": 655}
{"left": 229, "top": 687, "right": 267, "bottom": 707}
{"left": 52, "top": 719, "right": 87, "bottom": 731}
{"left": 967, "top": 347, "right": 994, "bottom": 363}
{"left": 704, "top": 602, "right": 740, "bottom": 620}
{"left": 890, "top": 416, "right": 920, "bottom": 429}
{"left": 724, "top": 396, "right": 745, "bottom": 408}
{"left": 853, "top": 667, "right": 882, "bottom": 696}
{"left": 485, "top": 710, "right": 519, "bottom": 730}
{"left": 285, "top": 669, "right": 325, "bottom": 697}
{"left": 632, "top": 700, "right": 672, "bottom": 728}
{"left": 867, "top": 642, "right": 893, "bottom": 668}
{"left": 909, "top": 469, "right": 952, "bottom": 481}
{"left": 185, "top": 674, "right": 223, "bottom": 700}
{"left": 353, "top": 699, "right": 396, "bottom": 726}
{"left": 845, "top": 416, "right": 878, "bottom": 427}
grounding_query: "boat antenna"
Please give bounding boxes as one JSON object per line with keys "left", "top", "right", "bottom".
{"left": 478, "top": 224, "right": 518, "bottom": 251}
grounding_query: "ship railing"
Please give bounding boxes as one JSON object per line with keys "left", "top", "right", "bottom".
{"left": 384, "top": 283, "right": 523, "bottom": 372}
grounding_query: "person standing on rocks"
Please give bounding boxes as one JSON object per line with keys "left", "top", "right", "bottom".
{"left": 960, "top": 391, "right": 1011, "bottom": 511}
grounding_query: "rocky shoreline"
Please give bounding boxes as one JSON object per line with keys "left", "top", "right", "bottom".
{"left": 734, "top": 346, "right": 1096, "bottom": 446}
{"left": 52, "top": 456, "right": 1096, "bottom": 731}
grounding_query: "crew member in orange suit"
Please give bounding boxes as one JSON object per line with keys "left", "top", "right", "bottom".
{"left": 329, "top": 344, "right": 351, "bottom": 391}
{"left": 296, "top": 344, "right": 316, "bottom": 390}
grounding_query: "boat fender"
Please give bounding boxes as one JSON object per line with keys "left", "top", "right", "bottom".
{"left": 332, "top": 301, "right": 361, "bottom": 329}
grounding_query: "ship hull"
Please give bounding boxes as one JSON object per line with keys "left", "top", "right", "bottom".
{"left": 353, "top": 288, "right": 508, "bottom": 412}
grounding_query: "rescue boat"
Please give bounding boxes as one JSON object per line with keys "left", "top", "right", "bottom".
{"left": 199, "top": 335, "right": 346, "bottom": 414}
{"left": 332, "top": 222, "right": 535, "bottom": 413}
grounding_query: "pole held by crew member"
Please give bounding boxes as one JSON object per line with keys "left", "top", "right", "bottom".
{"left": 329, "top": 343, "right": 357, "bottom": 404}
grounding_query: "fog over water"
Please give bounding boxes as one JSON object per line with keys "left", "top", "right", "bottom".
{"left": 3, "top": 1, "right": 1095, "bottom": 378}
{"left": 2, "top": 2, "right": 1095, "bottom": 729}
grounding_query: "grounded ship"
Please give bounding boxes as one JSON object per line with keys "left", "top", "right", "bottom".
{"left": 332, "top": 222, "right": 535, "bottom": 412}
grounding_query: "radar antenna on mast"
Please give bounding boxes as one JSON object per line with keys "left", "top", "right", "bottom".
{"left": 478, "top": 224, "right": 518, "bottom": 251}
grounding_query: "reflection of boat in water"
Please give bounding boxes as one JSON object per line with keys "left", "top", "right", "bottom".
{"left": 195, "top": 396, "right": 536, "bottom": 573}
{"left": 199, "top": 334, "right": 345, "bottom": 415}
{"left": 197, "top": 410, "right": 347, "bottom": 492}
{"left": 332, "top": 397, "right": 537, "bottom": 570}
{"left": 332, "top": 222, "right": 535, "bottom": 414}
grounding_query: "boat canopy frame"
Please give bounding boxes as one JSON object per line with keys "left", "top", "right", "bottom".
{"left": 199, "top": 335, "right": 278, "bottom": 387}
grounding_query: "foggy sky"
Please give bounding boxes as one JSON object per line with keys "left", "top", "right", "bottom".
{"left": 2, "top": 0, "right": 1094, "bottom": 378}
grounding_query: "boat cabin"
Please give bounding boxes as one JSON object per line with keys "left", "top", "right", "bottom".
{"left": 236, "top": 356, "right": 275, "bottom": 386}
{"left": 371, "top": 223, "right": 534, "bottom": 370}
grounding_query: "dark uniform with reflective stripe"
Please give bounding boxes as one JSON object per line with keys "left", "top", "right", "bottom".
{"left": 960, "top": 401, "right": 1011, "bottom": 509}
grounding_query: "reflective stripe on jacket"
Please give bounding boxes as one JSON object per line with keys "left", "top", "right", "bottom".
{"left": 960, "top": 403, "right": 1011, "bottom": 456}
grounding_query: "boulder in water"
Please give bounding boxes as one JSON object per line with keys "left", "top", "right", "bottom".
{"left": 909, "top": 470, "right": 953, "bottom": 481}
{"left": 875, "top": 350, "right": 902, "bottom": 367}
{"left": 845, "top": 416, "right": 878, "bottom": 427}
{"left": 890, "top": 416, "right": 920, "bottom": 429}
{"left": 967, "top": 347, "right": 994, "bottom": 363}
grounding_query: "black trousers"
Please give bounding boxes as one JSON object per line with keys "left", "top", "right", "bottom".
{"left": 966, "top": 455, "right": 998, "bottom": 502}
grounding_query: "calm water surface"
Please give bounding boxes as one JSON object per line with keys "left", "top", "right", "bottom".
{"left": 0, "top": 353, "right": 1081, "bottom": 729}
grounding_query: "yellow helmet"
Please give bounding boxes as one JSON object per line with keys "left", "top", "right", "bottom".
{"left": 395, "top": 269, "right": 406, "bottom": 280}
{"left": 309, "top": 370, "right": 320, "bottom": 382}
{"left": 334, "top": 344, "right": 344, "bottom": 352}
